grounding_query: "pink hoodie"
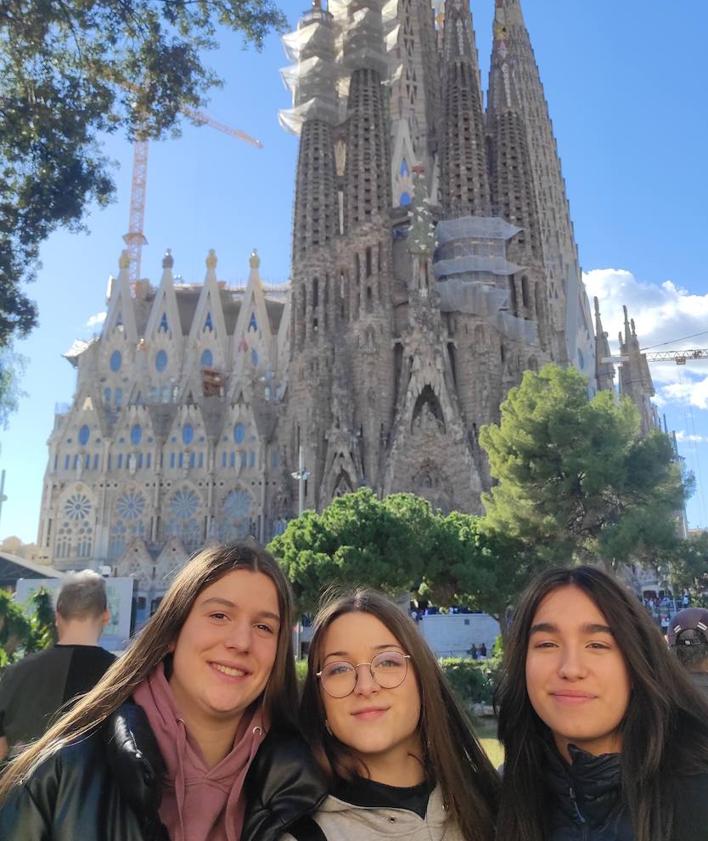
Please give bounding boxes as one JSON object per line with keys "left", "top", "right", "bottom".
{"left": 133, "top": 663, "right": 267, "bottom": 841}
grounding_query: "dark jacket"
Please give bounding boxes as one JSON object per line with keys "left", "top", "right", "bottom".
{"left": 0, "top": 702, "right": 328, "bottom": 841}
{"left": 544, "top": 744, "right": 708, "bottom": 841}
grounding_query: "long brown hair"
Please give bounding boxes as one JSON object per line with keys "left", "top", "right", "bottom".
{"left": 495, "top": 565, "right": 708, "bottom": 841}
{"left": 300, "top": 589, "right": 499, "bottom": 841}
{"left": 0, "top": 542, "right": 297, "bottom": 800}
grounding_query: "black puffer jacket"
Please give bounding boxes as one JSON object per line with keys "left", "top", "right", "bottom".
{"left": 0, "top": 702, "right": 328, "bottom": 841}
{"left": 545, "top": 744, "right": 708, "bottom": 841}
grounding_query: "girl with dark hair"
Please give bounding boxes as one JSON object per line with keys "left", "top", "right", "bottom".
{"left": 495, "top": 565, "right": 708, "bottom": 841}
{"left": 281, "top": 589, "right": 499, "bottom": 841}
{"left": 0, "top": 543, "right": 326, "bottom": 841}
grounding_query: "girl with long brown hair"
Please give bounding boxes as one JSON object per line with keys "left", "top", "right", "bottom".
{"left": 0, "top": 542, "right": 326, "bottom": 841}
{"left": 496, "top": 565, "right": 708, "bottom": 841}
{"left": 281, "top": 589, "right": 499, "bottom": 841}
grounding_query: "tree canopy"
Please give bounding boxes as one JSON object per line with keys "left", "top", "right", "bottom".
{"left": 478, "top": 363, "right": 690, "bottom": 568}
{"left": 267, "top": 488, "right": 529, "bottom": 620}
{"left": 0, "top": 0, "right": 287, "bottom": 346}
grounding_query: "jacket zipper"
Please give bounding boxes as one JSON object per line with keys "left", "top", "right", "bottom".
{"left": 568, "top": 785, "right": 589, "bottom": 841}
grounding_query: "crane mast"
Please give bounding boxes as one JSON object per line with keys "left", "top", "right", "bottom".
{"left": 123, "top": 108, "right": 262, "bottom": 283}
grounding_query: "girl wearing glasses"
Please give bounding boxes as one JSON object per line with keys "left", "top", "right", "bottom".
{"left": 281, "top": 589, "right": 499, "bottom": 841}
{"left": 495, "top": 565, "right": 708, "bottom": 841}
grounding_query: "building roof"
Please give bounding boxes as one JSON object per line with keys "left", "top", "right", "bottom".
{"left": 0, "top": 552, "right": 65, "bottom": 589}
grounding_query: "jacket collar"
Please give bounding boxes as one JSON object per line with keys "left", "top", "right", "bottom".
{"left": 544, "top": 741, "right": 622, "bottom": 827}
{"left": 103, "top": 702, "right": 166, "bottom": 822}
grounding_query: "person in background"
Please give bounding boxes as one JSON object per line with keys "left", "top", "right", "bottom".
{"left": 0, "top": 543, "right": 326, "bottom": 841}
{"left": 281, "top": 589, "right": 499, "bottom": 841}
{"left": 668, "top": 606, "right": 708, "bottom": 700}
{"left": 495, "top": 565, "right": 708, "bottom": 841}
{"left": 0, "top": 570, "right": 114, "bottom": 761}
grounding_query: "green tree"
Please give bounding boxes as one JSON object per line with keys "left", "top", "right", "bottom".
{"left": 0, "top": 588, "right": 57, "bottom": 671}
{"left": 268, "top": 489, "right": 443, "bottom": 611}
{"left": 665, "top": 532, "right": 708, "bottom": 605}
{"left": 0, "top": 0, "right": 287, "bottom": 347}
{"left": 0, "top": 345, "right": 27, "bottom": 428}
{"left": 433, "top": 511, "right": 541, "bottom": 631}
{"left": 479, "top": 363, "right": 688, "bottom": 568}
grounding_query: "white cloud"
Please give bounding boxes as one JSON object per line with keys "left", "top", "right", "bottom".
{"left": 85, "top": 311, "right": 107, "bottom": 328}
{"left": 585, "top": 268, "right": 708, "bottom": 406}
{"left": 675, "top": 430, "right": 708, "bottom": 444}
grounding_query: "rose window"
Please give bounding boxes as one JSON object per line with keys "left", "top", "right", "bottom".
{"left": 64, "top": 493, "right": 92, "bottom": 520}
{"left": 169, "top": 488, "right": 200, "bottom": 520}
{"left": 116, "top": 491, "right": 146, "bottom": 520}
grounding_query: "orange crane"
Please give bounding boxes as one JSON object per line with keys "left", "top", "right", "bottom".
{"left": 123, "top": 103, "right": 263, "bottom": 282}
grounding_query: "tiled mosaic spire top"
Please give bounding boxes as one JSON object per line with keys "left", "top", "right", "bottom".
{"left": 438, "top": 0, "right": 490, "bottom": 218}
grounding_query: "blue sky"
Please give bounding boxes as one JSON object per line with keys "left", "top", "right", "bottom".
{"left": 1, "top": 0, "right": 707, "bottom": 543}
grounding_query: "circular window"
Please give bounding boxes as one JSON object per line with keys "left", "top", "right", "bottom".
{"left": 78, "top": 424, "right": 90, "bottom": 446}
{"left": 130, "top": 423, "right": 142, "bottom": 446}
{"left": 110, "top": 350, "right": 122, "bottom": 372}
{"left": 233, "top": 422, "right": 245, "bottom": 444}
{"left": 155, "top": 350, "right": 168, "bottom": 372}
{"left": 182, "top": 423, "right": 194, "bottom": 446}
{"left": 200, "top": 348, "right": 213, "bottom": 368}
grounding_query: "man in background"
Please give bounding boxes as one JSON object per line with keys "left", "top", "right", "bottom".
{"left": 668, "top": 606, "right": 708, "bottom": 700}
{"left": 0, "top": 570, "right": 115, "bottom": 760}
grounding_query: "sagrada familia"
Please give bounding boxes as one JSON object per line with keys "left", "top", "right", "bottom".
{"left": 37, "top": 0, "right": 656, "bottom": 617}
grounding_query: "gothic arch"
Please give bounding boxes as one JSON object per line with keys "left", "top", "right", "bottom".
{"left": 54, "top": 483, "right": 96, "bottom": 562}
{"left": 412, "top": 385, "right": 445, "bottom": 431}
{"left": 162, "top": 482, "right": 205, "bottom": 554}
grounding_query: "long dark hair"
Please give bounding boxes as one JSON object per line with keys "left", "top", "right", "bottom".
{"left": 495, "top": 565, "right": 708, "bottom": 841}
{"left": 301, "top": 589, "right": 499, "bottom": 841}
{"left": 0, "top": 542, "right": 297, "bottom": 800}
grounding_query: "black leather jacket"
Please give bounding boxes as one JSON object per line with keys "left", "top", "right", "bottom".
{"left": 0, "top": 702, "right": 328, "bottom": 841}
{"left": 544, "top": 744, "right": 708, "bottom": 841}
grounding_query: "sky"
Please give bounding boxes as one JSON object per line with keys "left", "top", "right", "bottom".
{"left": 1, "top": 0, "right": 708, "bottom": 543}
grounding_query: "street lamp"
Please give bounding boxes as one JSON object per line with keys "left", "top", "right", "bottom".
{"left": 290, "top": 446, "right": 311, "bottom": 517}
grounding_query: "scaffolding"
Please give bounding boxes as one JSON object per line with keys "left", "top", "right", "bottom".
{"left": 433, "top": 215, "right": 539, "bottom": 345}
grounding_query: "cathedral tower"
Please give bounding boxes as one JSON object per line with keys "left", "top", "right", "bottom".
{"left": 488, "top": 0, "right": 594, "bottom": 373}
{"left": 439, "top": 0, "right": 490, "bottom": 218}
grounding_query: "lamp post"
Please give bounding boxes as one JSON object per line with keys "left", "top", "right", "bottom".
{"left": 290, "top": 445, "right": 310, "bottom": 660}
{"left": 290, "top": 446, "right": 311, "bottom": 517}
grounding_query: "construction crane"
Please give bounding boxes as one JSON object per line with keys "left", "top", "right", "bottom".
{"left": 644, "top": 348, "right": 708, "bottom": 365}
{"left": 603, "top": 348, "right": 708, "bottom": 366}
{"left": 123, "top": 103, "right": 263, "bottom": 283}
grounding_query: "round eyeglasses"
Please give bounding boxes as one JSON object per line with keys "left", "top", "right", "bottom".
{"left": 317, "top": 650, "right": 412, "bottom": 698}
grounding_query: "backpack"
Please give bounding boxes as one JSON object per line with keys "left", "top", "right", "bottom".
{"left": 287, "top": 815, "right": 328, "bottom": 841}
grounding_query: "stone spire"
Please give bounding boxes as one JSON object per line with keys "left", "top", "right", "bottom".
{"left": 342, "top": 0, "right": 392, "bottom": 231}
{"left": 439, "top": 0, "right": 490, "bottom": 218}
{"left": 593, "top": 297, "right": 615, "bottom": 392}
{"left": 281, "top": 2, "right": 339, "bottom": 262}
{"left": 618, "top": 305, "right": 656, "bottom": 435}
{"left": 488, "top": 0, "right": 588, "bottom": 366}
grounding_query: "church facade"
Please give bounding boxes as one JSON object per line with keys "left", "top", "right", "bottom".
{"left": 37, "top": 0, "right": 648, "bottom": 615}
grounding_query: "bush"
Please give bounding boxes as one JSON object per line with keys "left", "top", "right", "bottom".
{"left": 440, "top": 657, "right": 497, "bottom": 706}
